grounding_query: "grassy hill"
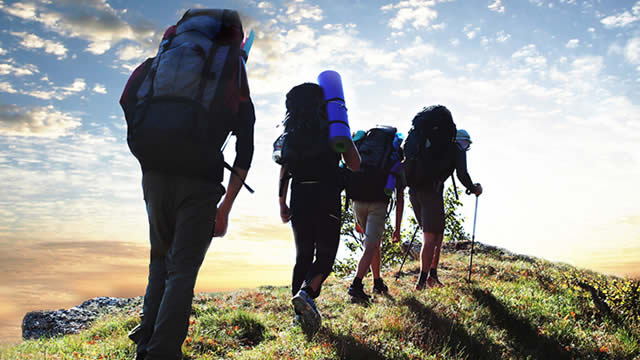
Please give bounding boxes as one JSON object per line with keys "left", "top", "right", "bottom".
{"left": 1, "top": 243, "right": 639, "bottom": 360}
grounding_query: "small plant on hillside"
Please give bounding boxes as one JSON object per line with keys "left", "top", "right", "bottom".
{"left": 444, "top": 185, "right": 469, "bottom": 242}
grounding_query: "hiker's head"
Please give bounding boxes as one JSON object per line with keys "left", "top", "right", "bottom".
{"left": 284, "top": 83, "right": 327, "bottom": 128}
{"left": 456, "top": 129, "right": 472, "bottom": 151}
{"left": 412, "top": 105, "right": 452, "bottom": 127}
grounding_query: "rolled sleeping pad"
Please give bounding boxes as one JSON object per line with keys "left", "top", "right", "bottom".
{"left": 317, "top": 70, "right": 351, "bottom": 153}
{"left": 384, "top": 161, "right": 403, "bottom": 196}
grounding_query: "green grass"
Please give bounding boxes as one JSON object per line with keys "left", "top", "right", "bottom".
{"left": 2, "top": 248, "right": 639, "bottom": 360}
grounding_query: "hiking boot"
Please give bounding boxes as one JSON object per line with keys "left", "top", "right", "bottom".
{"left": 348, "top": 282, "right": 371, "bottom": 301}
{"left": 427, "top": 275, "right": 444, "bottom": 288}
{"left": 291, "top": 290, "right": 321, "bottom": 335}
{"left": 372, "top": 278, "right": 389, "bottom": 294}
{"left": 415, "top": 271, "right": 428, "bottom": 290}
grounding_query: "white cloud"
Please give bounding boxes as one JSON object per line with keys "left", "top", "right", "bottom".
{"left": 20, "top": 78, "right": 87, "bottom": 100}
{"left": 278, "top": 0, "right": 323, "bottom": 23}
{"left": 0, "top": 61, "right": 39, "bottom": 76}
{"left": 381, "top": 0, "right": 444, "bottom": 30}
{"left": 566, "top": 39, "right": 579, "bottom": 48}
{"left": 0, "top": 47, "right": 7, "bottom": 55}
{"left": 600, "top": 1, "right": 640, "bottom": 28}
{"left": 512, "top": 44, "right": 547, "bottom": 70}
{"left": 464, "top": 24, "right": 480, "bottom": 40}
{"left": 624, "top": 37, "right": 640, "bottom": 64}
{"left": 0, "top": 104, "right": 81, "bottom": 137}
{"left": 0, "top": 1, "right": 156, "bottom": 55}
{"left": 93, "top": 84, "right": 107, "bottom": 94}
{"left": 10, "top": 31, "right": 68, "bottom": 59}
{"left": 62, "top": 78, "right": 86, "bottom": 93}
{"left": 0, "top": 81, "right": 17, "bottom": 94}
{"left": 488, "top": 0, "right": 505, "bottom": 13}
{"left": 115, "top": 44, "right": 152, "bottom": 61}
{"left": 496, "top": 30, "right": 511, "bottom": 42}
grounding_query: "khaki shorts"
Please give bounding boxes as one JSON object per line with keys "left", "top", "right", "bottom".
{"left": 353, "top": 200, "right": 388, "bottom": 245}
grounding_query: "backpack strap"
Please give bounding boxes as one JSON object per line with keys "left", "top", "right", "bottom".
{"left": 224, "top": 161, "right": 254, "bottom": 193}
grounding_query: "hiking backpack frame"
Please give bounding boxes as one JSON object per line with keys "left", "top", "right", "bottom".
{"left": 126, "top": 9, "right": 248, "bottom": 185}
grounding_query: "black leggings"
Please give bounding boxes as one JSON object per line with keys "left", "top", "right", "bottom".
{"left": 290, "top": 184, "right": 341, "bottom": 299}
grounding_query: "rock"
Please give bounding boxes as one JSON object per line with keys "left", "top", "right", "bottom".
{"left": 22, "top": 296, "right": 141, "bottom": 340}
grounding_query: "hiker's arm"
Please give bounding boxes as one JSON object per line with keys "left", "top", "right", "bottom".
{"left": 342, "top": 139, "right": 361, "bottom": 171}
{"left": 279, "top": 166, "right": 291, "bottom": 223}
{"left": 455, "top": 146, "right": 478, "bottom": 193}
{"left": 213, "top": 101, "right": 256, "bottom": 237}
{"left": 214, "top": 166, "right": 248, "bottom": 237}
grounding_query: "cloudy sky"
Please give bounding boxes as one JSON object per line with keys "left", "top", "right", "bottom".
{"left": 0, "top": 0, "right": 639, "bottom": 342}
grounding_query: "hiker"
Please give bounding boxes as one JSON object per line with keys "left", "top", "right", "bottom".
{"left": 276, "top": 83, "right": 360, "bottom": 334}
{"left": 121, "top": 9, "right": 255, "bottom": 360}
{"left": 346, "top": 127, "right": 405, "bottom": 300}
{"left": 404, "top": 106, "right": 482, "bottom": 290}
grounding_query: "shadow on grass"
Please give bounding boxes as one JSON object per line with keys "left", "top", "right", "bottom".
{"left": 400, "top": 296, "right": 499, "bottom": 360}
{"left": 471, "top": 288, "right": 589, "bottom": 360}
{"left": 320, "top": 328, "right": 387, "bottom": 360}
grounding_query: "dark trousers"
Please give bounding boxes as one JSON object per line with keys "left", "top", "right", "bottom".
{"left": 290, "top": 183, "right": 341, "bottom": 299}
{"left": 137, "top": 171, "right": 223, "bottom": 360}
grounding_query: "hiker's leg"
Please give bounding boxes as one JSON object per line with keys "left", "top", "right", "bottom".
{"left": 429, "top": 184, "right": 446, "bottom": 274}
{"left": 137, "top": 172, "right": 174, "bottom": 357}
{"left": 371, "top": 238, "right": 382, "bottom": 279}
{"left": 145, "top": 176, "right": 220, "bottom": 360}
{"left": 430, "top": 233, "right": 444, "bottom": 270}
{"left": 291, "top": 215, "right": 315, "bottom": 297}
{"left": 303, "top": 210, "right": 341, "bottom": 298}
{"left": 354, "top": 201, "right": 386, "bottom": 280}
{"left": 421, "top": 231, "right": 438, "bottom": 273}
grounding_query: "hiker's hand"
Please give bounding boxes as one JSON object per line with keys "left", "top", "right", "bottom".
{"left": 280, "top": 203, "right": 291, "bottom": 223}
{"left": 213, "top": 207, "right": 229, "bottom": 237}
{"left": 473, "top": 183, "right": 483, "bottom": 196}
{"left": 392, "top": 229, "right": 401, "bottom": 243}
{"left": 355, "top": 222, "right": 364, "bottom": 234}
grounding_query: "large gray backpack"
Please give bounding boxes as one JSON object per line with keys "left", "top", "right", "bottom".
{"left": 128, "top": 9, "right": 248, "bottom": 183}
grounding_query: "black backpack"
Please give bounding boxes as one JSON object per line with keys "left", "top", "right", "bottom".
{"left": 273, "top": 83, "right": 329, "bottom": 167}
{"left": 127, "top": 9, "right": 248, "bottom": 183}
{"left": 346, "top": 125, "right": 401, "bottom": 202}
{"left": 403, "top": 105, "right": 457, "bottom": 189}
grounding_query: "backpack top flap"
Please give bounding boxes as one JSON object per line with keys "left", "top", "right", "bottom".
{"left": 358, "top": 125, "right": 397, "bottom": 172}
{"left": 136, "top": 9, "right": 245, "bottom": 114}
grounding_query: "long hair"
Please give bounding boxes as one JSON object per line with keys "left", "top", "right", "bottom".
{"left": 283, "top": 83, "right": 327, "bottom": 130}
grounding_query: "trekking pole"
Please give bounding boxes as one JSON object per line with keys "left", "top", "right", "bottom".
{"left": 395, "top": 225, "right": 420, "bottom": 281}
{"left": 467, "top": 192, "right": 479, "bottom": 283}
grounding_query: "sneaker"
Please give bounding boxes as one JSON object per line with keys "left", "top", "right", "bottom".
{"left": 372, "top": 279, "right": 389, "bottom": 294}
{"left": 291, "top": 314, "right": 300, "bottom": 327}
{"left": 348, "top": 282, "right": 371, "bottom": 301}
{"left": 291, "top": 290, "right": 321, "bottom": 334}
